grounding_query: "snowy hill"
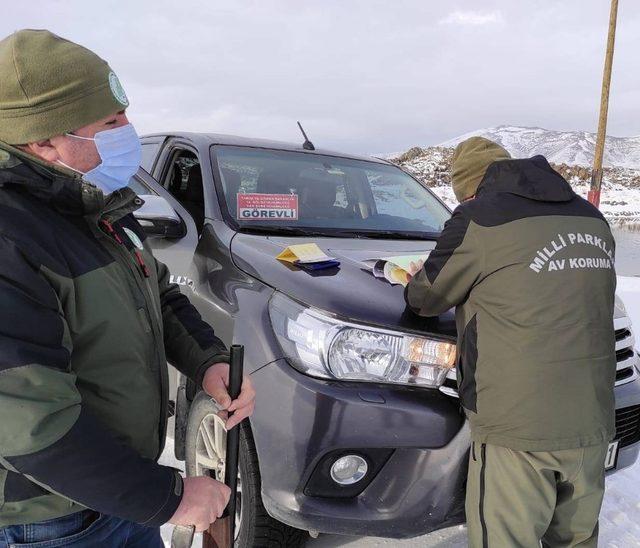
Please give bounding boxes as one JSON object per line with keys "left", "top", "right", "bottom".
{"left": 389, "top": 145, "right": 640, "bottom": 220}
{"left": 437, "top": 125, "right": 640, "bottom": 169}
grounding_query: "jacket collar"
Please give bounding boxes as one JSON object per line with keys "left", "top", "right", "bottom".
{"left": 0, "top": 141, "right": 142, "bottom": 220}
{"left": 477, "top": 155, "right": 576, "bottom": 203}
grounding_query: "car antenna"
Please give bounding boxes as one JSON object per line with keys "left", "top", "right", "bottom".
{"left": 297, "top": 121, "right": 315, "bottom": 151}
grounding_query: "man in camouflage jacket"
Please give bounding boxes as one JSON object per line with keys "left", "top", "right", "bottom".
{"left": 0, "top": 30, "right": 255, "bottom": 547}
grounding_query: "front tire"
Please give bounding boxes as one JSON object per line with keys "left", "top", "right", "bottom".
{"left": 185, "top": 391, "right": 306, "bottom": 547}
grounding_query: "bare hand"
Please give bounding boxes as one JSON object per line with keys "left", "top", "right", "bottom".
{"left": 405, "top": 260, "right": 425, "bottom": 282}
{"left": 202, "top": 362, "right": 256, "bottom": 429}
{"left": 169, "top": 476, "right": 231, "bottom": 532}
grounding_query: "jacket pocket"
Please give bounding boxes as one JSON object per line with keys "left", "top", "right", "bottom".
{"left": 458, "top": 314, "right": 478, "bottom": 413}
{"left": 8, "top": 511, "right": 103, "bottom": 547}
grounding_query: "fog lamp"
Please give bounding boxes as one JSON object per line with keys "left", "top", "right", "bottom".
{"left": 330, "top": 455, "right": 368, "bottom": 485}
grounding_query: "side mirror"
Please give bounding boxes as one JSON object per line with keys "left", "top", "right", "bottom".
{"left": 134, "top": 195, "right": 186, "bottom": 238}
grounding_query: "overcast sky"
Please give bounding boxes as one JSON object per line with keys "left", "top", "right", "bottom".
{"left": 4, "top": 1, "right": 639, "bottom": 154}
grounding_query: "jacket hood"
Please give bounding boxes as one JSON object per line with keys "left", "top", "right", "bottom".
{"left": 0, "top": 140, "right": 140, "bottom": 219}
{"left": 477, "top": 155, "right": 576, "bottom": 203}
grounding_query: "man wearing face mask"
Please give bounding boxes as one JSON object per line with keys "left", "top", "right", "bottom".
{"left": 0, "top": 30, "right": 255, "bottom": 547}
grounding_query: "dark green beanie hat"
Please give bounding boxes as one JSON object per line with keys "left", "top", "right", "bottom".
{"left": 451, "top": 136, "right": 511, "bottom": 202}
{"left": 0, "top": 29, "right": 130, "bottom": 144}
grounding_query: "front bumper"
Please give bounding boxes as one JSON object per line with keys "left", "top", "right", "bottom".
{"left": 250, "top": 359, "right": 640, "bottom": 538}
{"left": 609, "top": 371, "right": 640, "bottom": 474}
{"left": 251, "top": 359, "right": 468, "bottom": 538}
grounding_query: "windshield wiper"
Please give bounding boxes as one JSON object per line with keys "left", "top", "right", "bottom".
{"left": 363, "top": 230, "right": 441, "bottom": 240}
{"left": 237, "top": 225, "right": 353, "bottom": 238}
{"left": 237, "top": 226, "right": 441, "bottom": 240}
{"left": 323, "top": 229, "right": 441, "bottom": 240}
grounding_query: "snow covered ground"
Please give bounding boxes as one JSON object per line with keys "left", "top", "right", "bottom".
{"left": 162, "top": 278, "right": 640, "bottom": 547}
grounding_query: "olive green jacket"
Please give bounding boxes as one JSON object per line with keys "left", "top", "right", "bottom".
{"left": 0, "top": 143, "right": 228, "bottom": 527}
{"left": 406, "top": 156, "right": 617, "bottom": 451}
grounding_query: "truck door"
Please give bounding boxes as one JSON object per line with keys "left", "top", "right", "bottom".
{"left": 134, "top": 146, "right": 234, "bottom": 347}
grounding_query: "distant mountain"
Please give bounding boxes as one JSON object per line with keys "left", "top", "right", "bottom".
{"left": 388, "top": 137, "right": 640, "bottom": 219}
{"left": 437, "top": 125, "right": 640, "bottom": 168}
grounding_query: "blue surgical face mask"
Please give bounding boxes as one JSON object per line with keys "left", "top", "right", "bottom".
{"left": 58, "top": 123, "right": 142, "bottom": 194}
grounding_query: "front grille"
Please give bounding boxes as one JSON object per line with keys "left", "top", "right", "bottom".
{"left": 442, "top": 376, "right": 458, "bottom": 392}
{"left": 615, "top": 405, "right": 640, "bottom": 448}
{"left": 615, "top": 328, "right": 631, "bottom": 342}
{"left": 617, "top": 348, "right": 635, "bottom": 362}
{"left": 616, "top": 368, "right": 634, "bottom": 383}
{"left": 614, "top": 321, "right": 636, "bottom": 387}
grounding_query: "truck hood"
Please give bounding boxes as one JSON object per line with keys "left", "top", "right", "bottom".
{"left": 230, "top": 233, "right": 456, "bottom": 338}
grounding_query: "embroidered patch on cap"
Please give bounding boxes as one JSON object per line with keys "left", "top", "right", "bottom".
{"left": 124, "top": 228, "right": 144, "bottom": 250}
{"left": 109, "top": 72, "right": 129, "bottom": 106}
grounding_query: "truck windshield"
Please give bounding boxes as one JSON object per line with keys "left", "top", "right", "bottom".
{"left": 212, "top": 145, "right": 450, "bottom": 237}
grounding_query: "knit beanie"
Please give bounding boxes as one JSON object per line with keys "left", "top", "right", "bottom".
{"left": 0, "top": 29, "right": 129, "bottom": 144}
{"left": 451, "top": 136, "right": 511, "bottom": 202}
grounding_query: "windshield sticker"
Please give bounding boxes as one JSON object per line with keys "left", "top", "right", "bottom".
{"left": 237, "top": 193, "right": 298, "bottom": 221}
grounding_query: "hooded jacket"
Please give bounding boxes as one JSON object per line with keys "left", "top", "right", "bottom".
{"left": 406, "top": 156, "right": 617, "bottom": 451}
{"left": 0, "top": 144, "right": 228, "bottom": 527}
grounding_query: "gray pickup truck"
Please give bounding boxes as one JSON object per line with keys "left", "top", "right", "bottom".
{"left": 128, "top": 132, "right": 640, "bottom": 546}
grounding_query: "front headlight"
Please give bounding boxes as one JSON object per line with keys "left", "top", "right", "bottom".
{"left": 268, "top": 292, "right": 456, "bottom": 388}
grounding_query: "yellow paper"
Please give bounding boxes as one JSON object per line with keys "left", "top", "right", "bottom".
{"left": 384, "top": 263, "right": 411, "bottom": 286}
{"left": 381, "top": 254, "right": 427, "bottom": 273}
{"left": 276, "top": 243, "right": 332, "bottom": 264}
{"left": 364, "top": 253, "right": 430, "bottom": 286}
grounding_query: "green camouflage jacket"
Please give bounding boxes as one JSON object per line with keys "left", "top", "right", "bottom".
{"left": 406, "top": 156, "right": 617, "bottom": 451}
{"left": 0, "top": 143, "right": 227, "bottom": 526}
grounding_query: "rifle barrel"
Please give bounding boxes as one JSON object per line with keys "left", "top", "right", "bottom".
{"left": 225, "top": 345, "right": 244, "bottom": 543}
{"left": 205, "top": 345, "right": 244, "bottom": 547}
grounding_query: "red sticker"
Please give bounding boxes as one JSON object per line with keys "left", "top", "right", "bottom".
{"left": 237, "top": 193, "right": 299, "bottom": 221}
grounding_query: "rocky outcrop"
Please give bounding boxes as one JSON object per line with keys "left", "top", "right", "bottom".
{"left": 390, "top": 146, "right": 640, "bottom": 190}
